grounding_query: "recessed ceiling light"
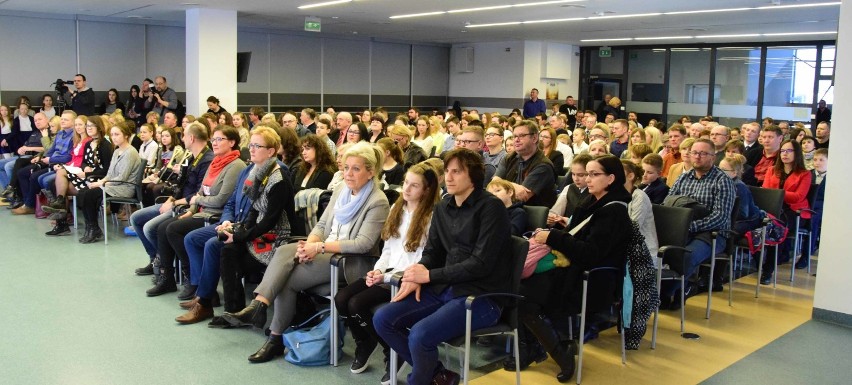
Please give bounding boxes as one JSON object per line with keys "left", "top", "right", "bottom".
{"left": 580, "top": 38, "right": 633, "bottom": 42}
{"left": 695, "top": 34, "right": 761, "bottom": 38}
{"left": 391, "top": 0, "right": 584, "bottom": 19}
{"left": 298, "top": 0, "right": 352, "bottom": 10}
{"left": 635, "top": 36, "right": 694, "bottom": 40}
{"left": 181, "top": 2, "right": 200, "bottom": 5}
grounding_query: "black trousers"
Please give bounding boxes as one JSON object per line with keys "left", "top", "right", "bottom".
{"left": 157, "top": 216, "right": 206, "bottom": 276}
{"left": 76, "top": 187, "right": 108, "bottom": 224}
{"left": 7, "top": 157, "right": 33, "bottom": 191}
{"left": 219, "top": 243, "right": 266, "bottom": 312}
{"left": 334, "top": 278, "right": 391, "bottom": 351}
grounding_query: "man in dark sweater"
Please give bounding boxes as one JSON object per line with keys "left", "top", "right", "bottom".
{"left": 64, "top": 74, "right": 96, "bottom": 116}
{"left": 374, "top": 148, "right": 512, "bottom": 385}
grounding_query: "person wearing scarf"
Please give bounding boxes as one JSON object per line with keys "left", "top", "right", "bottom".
{"left": 146, "top": 126, "right": 246, "bottom": 299}
{"left": 177, "top": 127, "right": 301, "bottom": 324}
{"left": 221, "top": 142, "right": 390, "bottom": 363}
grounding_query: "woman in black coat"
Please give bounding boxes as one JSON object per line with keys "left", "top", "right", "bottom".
{"left": 520, "top": 155, "right": 632, "bottom": 383}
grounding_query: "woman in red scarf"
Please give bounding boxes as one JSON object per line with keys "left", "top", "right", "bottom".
{"left": 147, "top": 126, "right": 247, "bottom": 300}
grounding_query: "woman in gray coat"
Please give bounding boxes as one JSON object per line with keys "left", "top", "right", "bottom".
{"left": 222, "top": 141, "right": 390, "bottom": 363}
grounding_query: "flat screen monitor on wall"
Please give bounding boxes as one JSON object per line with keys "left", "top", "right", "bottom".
{"left": 237, "top": 52, "right": 251, "bottom": 83}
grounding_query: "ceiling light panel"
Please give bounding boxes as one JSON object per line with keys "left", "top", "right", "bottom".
{"left": 391, "top": 0, "right": 584, "bottom": 19}
{"left": 298, "top": 0, "right": 352, "bottom": 10}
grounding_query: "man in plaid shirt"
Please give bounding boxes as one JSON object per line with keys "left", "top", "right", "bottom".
{"left": 663, "top": 139, "right": 735, "bottom": 307}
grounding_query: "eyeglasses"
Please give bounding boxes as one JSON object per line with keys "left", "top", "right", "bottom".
{"left": 457, "top": 139, "right": 481, "bottom": 146}
{"left": 211, "top": 137, "right": 228, "bottom": 143}
{"left": 513, "top": 132, "right": 535, "bottom": 140}
{"left": 689, "top": 151, "right": 713, "bottom": 158}
{"left": 348, "top": 130, "right": 361, "bottom": 135}
{"left": 589, "top": 134, "right": 606, "bottom": 140}
{"left": 248, "top": 143, "right": 270, "bottom": 150}
{"left": 587, "top": 171, "right": 608, "bottom": 178}
{"left": 778, "top": 149, "right": 796, "bottom": 154}
{"left": 485, "top": 133, "right": 502, "bottom": 138}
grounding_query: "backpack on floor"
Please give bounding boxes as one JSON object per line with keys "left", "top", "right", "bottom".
{"left": 282, "top": 308, "right": 344, "bottom": 366}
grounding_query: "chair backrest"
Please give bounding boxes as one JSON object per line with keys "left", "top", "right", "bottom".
{"left": 651, "top": 204, "right": 692, "bottom": 274}
{"left": 723, "top": 197, "right": 742, "bottom": 254}
{"left": 523, "top": 205, "right": 549, "bottom": 232}
{"left": 134, "top": 159, "right": 147, "bottom": 202}
{"left": 502, "top": 235, "right": 530, "bottom": 328}
{"left": 556, "top": 175, "right": 568, "bottom": 191}
{"left": 749, "top": 186, "right": 784, "bottom": 218}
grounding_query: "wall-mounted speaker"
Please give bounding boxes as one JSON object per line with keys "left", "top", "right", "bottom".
{"left": 454, "top": 47, "right": 474, "bottom": 73}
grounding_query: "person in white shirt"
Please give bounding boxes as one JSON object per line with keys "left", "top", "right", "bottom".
{"left": 334, "top": 162, "right": 441, "bottom": 382}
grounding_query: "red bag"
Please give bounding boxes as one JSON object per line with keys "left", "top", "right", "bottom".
{"left": 35, "top": 192, "right": 49, "bottom": 219}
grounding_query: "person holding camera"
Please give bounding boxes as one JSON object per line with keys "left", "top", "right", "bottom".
{"left": 63, "top": 74, "right": 96, "bottom": 116}
{"left": 176, "top": 126, "right": 301, "bottom": 324}
{"left": 144, "top": 76, "right": 178, "bottom": 124}
{"left": 129, "top": 122, "right": 212, "bottom": 277}
{"left": 146, "top": 125, "right": 245, "bottom": 299}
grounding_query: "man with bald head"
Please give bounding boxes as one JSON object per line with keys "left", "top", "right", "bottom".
{"left": 709, "top": 125, "right": 730, "bottom": 165}
{"left": 1, "top": 112, "right": 50, "bottom": 196}
{"left": 145, "top": 76, "right": 178, "bottom": 124}
{"left": 335, "top": 111, "right": 353, "bottom": 147}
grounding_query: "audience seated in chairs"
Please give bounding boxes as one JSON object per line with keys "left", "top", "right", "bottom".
{"left": 376, "top": 138, "right": 404, "bottom": 187}
{"left": 75, "top": 121, "right": 142, "bottom": 243}
{"left": 661, "top": 138, "right": 735, "bottom": 305}
{"left": 720, "top": 154, "right": 764, "bottom": 235}
{"left": 146, "top": 125, "right": 246, "bottom": 298}
{"left": 140, "top": 126, "right": 184, "bottom": 206}
{"left": 487, "top": 178, "right": 528, "bottom": 236}
{"left": 639, "top": 153, "right": 669, "bottom": 204}
{"left": 130, "top": 122, "right": 212, "bottom": 277}
{"left": 388, "top": 124, "right": 427, "bottom": 171}
{"left": 221, "top": 141, "right": 389, "bottom": 364}
{"left": 334, "top": 162, "right": 440, "bottom": 383}
{"left": 43, "top": 115, "right": 113, "bottom": 235}
{"left": 759, "top": 139, "right": 812, "bottom": 284}
{"left": 374, "top": 148, "right": 513, "bottom": 385}
{"left": 177, "top": 126, "right": 300, "bottom": 325}
{"left": 527, "top": 155, "right": 632, "bottom": 383}
{"left": 622, "top": 160, "right": 659, "bottom": 259}
{"left": 494, "top": 120, "right": 557, "bottom": 208}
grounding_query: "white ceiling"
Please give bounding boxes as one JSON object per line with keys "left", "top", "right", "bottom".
{"left": 0, "top": 0, "right": 840, "bottom": 46}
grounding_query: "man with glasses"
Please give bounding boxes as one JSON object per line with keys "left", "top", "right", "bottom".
{"left": 455, "top": 126, "right": 496, "bottom": 187}
{"left": 483, "top": 125, "right": 506, "bottom": 169}
{"left": 145, "top": 76, "right": 178, "bottom": 124}
{"left": 494, "top": 120, "right": 556, "bottom": 207}
{"left": 710, "top": 125, "right": 730, "bottom": 165}
{"left": 280, "top": 112, "right": 299, "bottom": 132}
{"left": 663, "top": 138, "right": 735, "bottom": 307}
{"left": 335, "top": 112, "right": 353, "bottom": 147}
{"left": 129, "top": 122, "right": 213, "bottom": 278}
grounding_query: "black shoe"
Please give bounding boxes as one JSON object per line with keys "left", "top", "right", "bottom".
{"left": 222, "top": 299, "right": 268, "bottom": 329}
{"left": 208, "top": 316, "right": 234, "bottom": 329}
{"left": 79, "top": 223, "right": 94, "bottom": 243}
{"left": 1, "top": 187, "right": 14, "bottom": 198}
{"left": 795, "top": 258, "right": 809, "bottom": 269}
{"left": 7, "top": 201, "right": 23, "bottom": 210}
{"left": 350, "top": 339, "right": 377, "bottom": 374}
{"left": 381, "top": 357, "right": 405, "bottom": 385}
{"left": 248, "top": 336, "right": 285, "bottom": 363}
{"left": 659, "top": 294, "right": 672, "bottom": 311}
{"left": 146, "top": 273, "right": 178, "bottom": 297}
{"left": 503, "top": 341, "right": 547, "bottom": 371}
{"left": 42, "top": 205, "right": 67, "bottom": 214}
{"left": 431, "top": 367, "right": 460, "bottom": 385}
{"left": 81, "top": 225, "right": 103, "bottom": 244}
{"left": 760, "top": 273, "right": 772, "bottom": 285}
{"left": 135, "top": 263, "right": 154, "bottom": 276}
{"left": 41, "top": 189, "right": 56, "bottom": 203}
{"left": 177, "top": 284, "right": 197, "bottom": 301}
{"left": 45, "top": 223, "right": 71, "bottom": 236}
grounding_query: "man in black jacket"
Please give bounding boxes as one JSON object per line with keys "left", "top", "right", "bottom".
{"left": 64, "top": 74, "right": 95, "bottom": 116}
{"left": 374, "top": 148, "right": 512, "bottom": 385}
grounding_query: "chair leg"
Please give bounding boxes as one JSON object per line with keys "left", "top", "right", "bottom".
{"left": 620, "top": 322, "right": 626, "bottom": 364}
{"left": 679, "top": 276, "right": 685, "bottom": 333}
{"left": 728, "top": 253, "right": 734, "bottom": 307}
{"left": 390, "top": 284, "right": 399, "bottom": 385}
{"left": 755, "top": 226, "right": 767, "bottom": 298}
{"left": 102, "top": 191, "right": 109, "bottom": 245}
{"left": 513, "top": 329, "right": 521, "bottom": 385}
{"left": 773, "top": 246, "right": 778, "bottom": 288}
{"left": 706, "top": 239, "right": 716, "bottom": 320}
{"left": 791, "top": 217, "right": 800, "bottom": 283}
{"left": 462, "top": 309, "right": 472, "bottom": 385}
{"left": 72, "top": 196, "right": 78, "bottom": 229}
{"left": 651, "top": 266, "right": 662, "bottom": 349}
{"left": 577, "top": 279, "right": 588, "bottom": 384}
{"left": 330, "top": 264, "right": 338, "bottom": 366}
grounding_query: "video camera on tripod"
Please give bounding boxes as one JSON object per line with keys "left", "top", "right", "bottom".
{"left": 52, "top": 78, "right": 74, "bottom": 93}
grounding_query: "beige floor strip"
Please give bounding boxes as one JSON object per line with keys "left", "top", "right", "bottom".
{"left": 472, "top": 268, "right": 815, "bottom": 385}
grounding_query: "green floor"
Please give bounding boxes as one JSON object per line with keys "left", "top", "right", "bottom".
{"left": 3, "top": 212, "right": 851, "bottom": 385}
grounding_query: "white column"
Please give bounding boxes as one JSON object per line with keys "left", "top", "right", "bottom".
{"left": 812, "top": 0, "right": 852, "bottom": 320}
{"left": 185, "top": 8, "right": 237, "bottom": 117}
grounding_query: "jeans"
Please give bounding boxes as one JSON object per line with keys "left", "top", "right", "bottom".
{"left": 130, "top": 204, "right": 171, "bottom": 260}
{"left": 37, "top": 171, "right": 56, "bottom": 191}
{"left": 373, "top": 286, "right": 502, "bottom": 385}
{"left": 0, "top": 156, "right": 18, "bottom": 189}
{"left": 184, "top": 225, "right": 222, "bottom": 297}
{"left": 18, "top": 165, "right": 50, "bottom": 207}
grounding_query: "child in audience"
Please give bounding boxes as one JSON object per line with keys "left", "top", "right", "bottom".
{"left": 556, "top": 133, "right": 570, "bottom": 147}
{"left": 487, "top": 179, "right": 527, "bottom": 236}
{"left": 627, "top": 143, "right": 652, "bottom": 165}
{"left": 801, "top": 136, "right": 816, "bottom": 170}
{"left": 588, "top": 139, "right": 609, "bottom": 157}
{"left": 137, "top": 124, "right": 159, "bottom": 174}
{"left": 548, "top": 154, "right": 592, "bottom": 228}
{"left": 571, "top": 128, "right": 589, "bottom": 155}
{"left": 801, "top": 148, "right": 827, "bottom": 267}
{"left": 639, "top": 153, "right": 669, "bottom": 204}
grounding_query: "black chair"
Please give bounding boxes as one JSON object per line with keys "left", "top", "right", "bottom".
{"left": 797, "top": 181, "right": 823, "bottom": 275}
{"left": 102, "top": 160, "right": 147, "bottom": 245}
{"left": 556, "top": 175, "right": 569, "bottom": 192}
{"left": 387, "top": 236, "right": 528, "bottom": 385}
{"left": 788, "top": 182, "right": 818, "bottom": 282}
{"left": 748, "top": 187, "right": 784, "bottom": 294}
{"left": 576, "top": 265, "right": 626, "bottom": 384}
{"left": 523, "top": 205, "right": 549, "bottom": 233}
{"left": 704, "top": 198, "right": 740, "bottom": 319}
{"left": 650, "top": 204, "right": 692, "bottom": 348}
{"left": 328, "top": 251, "right": 381, "bottom": 366}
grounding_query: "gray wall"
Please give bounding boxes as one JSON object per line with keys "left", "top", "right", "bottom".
{"left": 0, "top": 14, "right": 449, "bottom": 116}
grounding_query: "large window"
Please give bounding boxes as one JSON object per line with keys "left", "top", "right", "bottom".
{"left": 762, "top": 46, "right": 816, "bottom": 124}
{"left": 668, "top": 48, "right": 712, "bottom": 120}
{"left": 627, "top": 49, "right": 665, "bottom": 120}
{"left": 713, "top": 47, "right": 761, "bottom": 128}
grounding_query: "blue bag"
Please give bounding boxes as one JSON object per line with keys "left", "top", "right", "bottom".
{"left": 282, "top": 308, "right": 344, "bottom": 366}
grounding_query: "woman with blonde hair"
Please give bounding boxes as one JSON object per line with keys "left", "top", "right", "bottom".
{"left": 222, "top": 141, "right": 390, "bottom": 364}
{"left": 231, "top": 111, "right": 250, "bottom": 148}
{"left": 644, "top": 125, "right": 664, "bottom": 153}
{"left": 429, "top": 116, "right": 447, "bottom": 155}
{"left": 335, "top": 161, "right": 440, "bottom": 380}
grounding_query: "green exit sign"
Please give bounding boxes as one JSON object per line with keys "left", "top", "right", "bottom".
{"left": 599, "top": 46, "right": 612, "bottom": 58}
{"left": 305, "top": 17, "right": 321, "bottom": 32}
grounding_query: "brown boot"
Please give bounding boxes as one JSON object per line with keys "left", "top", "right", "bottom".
{"left": 176, "top": 303, "right": 214, "bottom": 324}
{"left": 11, "top": 205, "right": 34, "bottom": 215}
{"left": 180, "top": 293, "right": 221, "bottom": 309}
